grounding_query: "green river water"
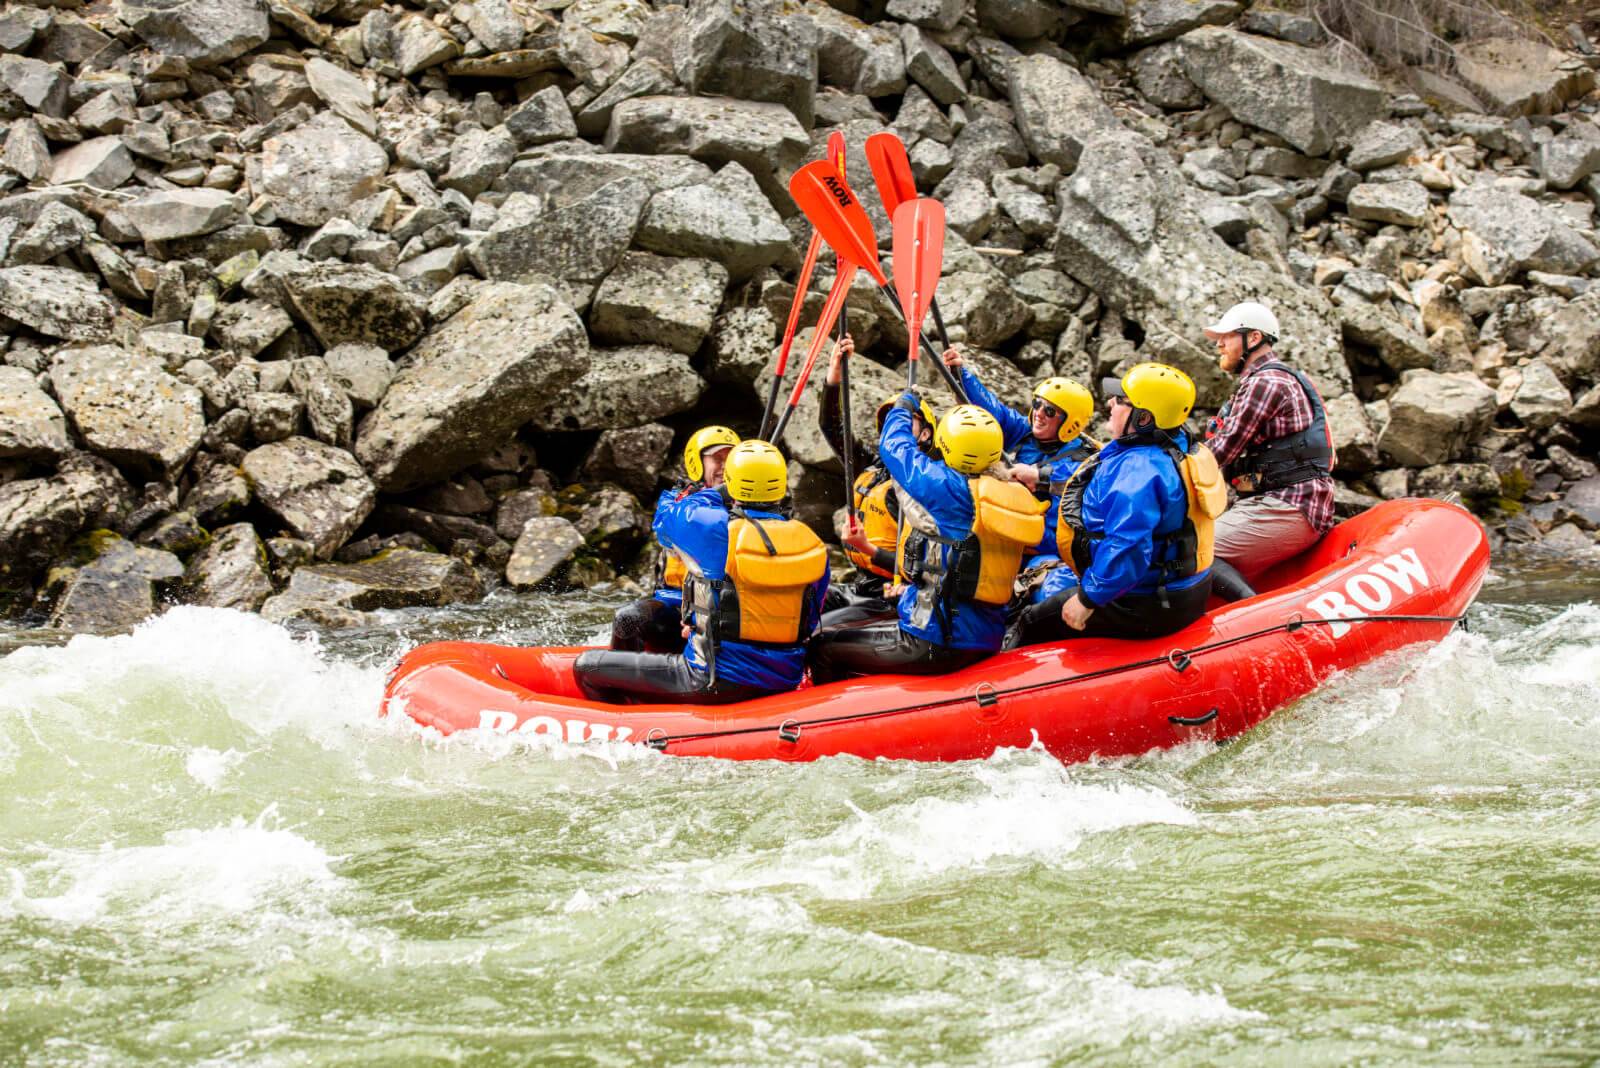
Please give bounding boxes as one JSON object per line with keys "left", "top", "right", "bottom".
{"left": 1, "top": 557, "right": 1597, "bottom": 1065}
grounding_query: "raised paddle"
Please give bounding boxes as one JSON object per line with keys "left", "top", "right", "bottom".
{"left": 789, "top": 159, "right": 957, "bottom": 376}
{"left": 864, "top": 131, "right": 970, "bottom": 403}
{"left": 892, "top": 197, "right": 944, "bottom": 392}
{"left": 769, "top": 262, "right": 856, "bottom": 446}
{"left": 759, "top": 131, "right": 848, "bottom": 440}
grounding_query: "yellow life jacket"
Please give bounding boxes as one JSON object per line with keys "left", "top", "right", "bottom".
{"left": 848, "top": 465, "right": 899, "bottom": 578}
{"left": 1057, "top": 437, "right": 1226, "bottom": 581}
{"left": 655, "top": 548, "right": 687, "bottom": 591}
{"left": 896, "top": 475, "right": 1047, "bottom": 632}
{"left": 684, "top": 513, "right": 828, "bottom": 647}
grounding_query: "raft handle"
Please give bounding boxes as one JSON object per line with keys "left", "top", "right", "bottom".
{"left": 974, "top": 683, "right": 999, "bottom": 708}
{"left": 778, "top": 720, "right": 801, "bottom": 743}
{"left": 644, "top": 728, "right": 668, "bottom": 751}
{"left": 1169, "top": 708, "right": 1219, "bottom": 727}
{"left": 1166, "top": 649, "right": 1192, "bottom": 673}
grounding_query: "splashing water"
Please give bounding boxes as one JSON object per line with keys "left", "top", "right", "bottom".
{"left": 1, "top": 567, "right": 1597, "bottom": 1064}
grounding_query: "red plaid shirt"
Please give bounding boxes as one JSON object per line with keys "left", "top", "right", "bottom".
{"left": 1205, "top": 352, "right": 1336, "bottom": 533}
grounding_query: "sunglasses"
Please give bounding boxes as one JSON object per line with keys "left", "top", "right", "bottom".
{"left": 1030, "top": 397, "right": 1063, "bottom": 420}
{"left": 1109, "top": 395, "right": 1132, "bottom": 409}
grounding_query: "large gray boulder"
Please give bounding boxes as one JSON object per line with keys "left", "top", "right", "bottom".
{"left": 494, "top": 152, "right": 712, "bottom": 204}
{"left": 121, "top": 189, "right": 242, "bottom": 242}
{"left": 262, "top": 549, "right": 482, "bottom": 622}
{"left": 283, "top": 262, "right": 427, "bottom": 352}
{"left": 1123, "top": 0, "right": 1241, "bottom": 46}
{"left": 1448, "top": 185, "right": 1599, "bottom": 286}
{"left": 1347, "top": 180, "right": 1430, "bottom": 227}
{"left": 467, "top": 177, "right": 651, "bottom": 296}
{"left": 1376, "top": 370, "right": 1497, "bottom": 467}
{"left": 1130, "top": 41, "right": 1204, "bottom": 110}
{"left": 45, "top": 532, "right": 183, "bottom": 634}
{"left": 49, "top": 136, "right": 134, "bottom": 189}
{"left": 304, "top": 57, "right": 375, "bottom": 138}
{"left": 529, "top": 345, "right": 704, "bottom": 431}
{"left": 0, "top": 454, "right": 132, "bottom": 598}
{"left": 1509, "top": 358, "right": 1573, "bottom": 429}
{"left": 0, "top": 266, "right": 115, "bottom": 342}
{"left": 605, "top": 95, "right": 810, "bottom": 204}
{"left": 589, "top": 252, "right": 728, "bottom": 355}
{"left": 1008, "top": 54, "right": 1120, "bottom": 171}
{"left": 506, "top": 516, "right": 585, "bottom": 589}
{"left": 356, "top": 282, "right": 588, "bottom": 491}
{"left": 1538, "top": 120, "right": 1600, "bottom": 191}
{"left": 580, "top": 424, "right": 675, "bottom": 500}
{"left": 242, "top": 436, "right": 376, "bottom": 558}
{"left": 254, "top": 112, "right": 388, "bottom": 227}
{"left": 0, "top": 366, "right": 70, "bottom": 461}
{"left": 0, "top": 57, "right": 70, "bottom": 119}
{"left": 209, "top": 298, "right": 292, "bottom": 356}
{"left": 118, "top": 0, "right": 269, "bottom": 67}
{"left": 807, "top": 4, "right": 906, "bottom": 98}
{"left": 289, "top": 357, "right": 354, "bottom": 449}
{"left": 1178, "top": 27, "right": 1387, "bottom": 156}
{"left": 51, "top": 346, "right": 205, "bottom": 480}
{"left": 1455, "top": 37, "right": 1595, "bottom": 117}
{"left": 324, "top": 343, "right": 394, "bottom": 409}
{"left": 678, "top": 0, "right": 818, "bottom": 128}
{"left": 634, "top": 163, "right": 792, "bottom": 280}
{"left": 1054, "top": 130, "right": 1350, "bottom": 403}
{"left": 181, "top": 522, "right": 273, "bottom": 612}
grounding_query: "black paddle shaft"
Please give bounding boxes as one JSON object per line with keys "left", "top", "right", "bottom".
{"left": 872, "top": 281, "right": 969, "bottom": 404}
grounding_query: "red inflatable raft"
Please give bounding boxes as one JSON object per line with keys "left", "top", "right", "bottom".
{"left": 382, "top": 499, "right": 1488, "bottom": 763}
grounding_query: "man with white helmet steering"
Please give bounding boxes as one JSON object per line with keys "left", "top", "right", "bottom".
{"left": 1202, "top": 301, "right": 1336, "bottom": 593}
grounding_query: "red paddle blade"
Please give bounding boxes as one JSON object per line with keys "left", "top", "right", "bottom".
{"left": 892, "top": 198, "right": 944, "bottom": 365}
{"left": 788, "top": 263, "right": 858, "bottom": 409}
{"left": 827, "top": 129, "right": 847, "bottom": 180}
{"left": 789, "top": 160, "right": 886, "bottom": 287}
{"left": 865, "top": 131, "right": 918, "bottom": 220}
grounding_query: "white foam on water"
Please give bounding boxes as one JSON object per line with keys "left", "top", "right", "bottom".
{"left": 0, "top": 606, "right": 385, "bottom": 742}
{"left": 3, "top": 806, "right": 344, "bottom": 928}
{"left": 669, "top": 752, "right": 1196, "bottom": 900}
{"left": 184, "top": 746, "right": 244, "bottom": 789}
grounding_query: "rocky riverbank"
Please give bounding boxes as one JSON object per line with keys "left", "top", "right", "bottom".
{"left": 1, "top": 0, "right": 1597, "bottom": 633}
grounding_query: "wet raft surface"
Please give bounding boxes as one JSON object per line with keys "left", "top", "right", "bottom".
{"left": 1, "top": 562, "right": 1598, "bottom": 1063}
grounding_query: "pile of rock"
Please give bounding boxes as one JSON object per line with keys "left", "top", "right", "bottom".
{"left": 1, "top": 0, "right": 1597, "bottom": 632}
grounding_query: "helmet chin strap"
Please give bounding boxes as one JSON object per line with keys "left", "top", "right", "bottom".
{"left": 1235, "top": 328, "right": 1271, "bottom": 366}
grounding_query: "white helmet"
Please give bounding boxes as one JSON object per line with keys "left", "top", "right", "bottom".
{"left": 1203, "top": 301, "right": 1280, "bottom": 341}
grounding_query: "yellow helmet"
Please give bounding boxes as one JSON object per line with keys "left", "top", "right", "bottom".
{"left": 876, "top": 394, "right": 936, "bottom": 432}
{"left": 935, "top": 405, "right": 1004, "bottom": 474}
{"left": 1117, "top": 362, "right": 1195, "bottom": 430}
{"left": 684, "top": 425, "right": 739, "bottom": 482}
{"left": 722, "top": 440, "right": 787, "bottom": 503}
{"left": 1033, "top": 377, "right": 1094, "bottom": 439}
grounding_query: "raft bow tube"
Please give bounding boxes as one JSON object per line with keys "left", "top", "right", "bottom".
{"left": 381, "top": 499, "right": 1489, "bottom": 764}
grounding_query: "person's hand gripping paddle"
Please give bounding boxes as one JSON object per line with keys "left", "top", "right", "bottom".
{"left": 760, "top": 130, "right": 848, "bottom": 440}
{"left": 865, "top": 130, "right": 970, "bottom": 403}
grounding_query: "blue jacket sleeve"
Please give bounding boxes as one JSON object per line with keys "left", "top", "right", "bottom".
{"left": 656, "top": 491, "right": 730, "bottom": 579}
{"left": 1080, "top": 457, "right": 1160, "bottom": 607}
{"left": 959, "top": 366, "right": 1032, "bottom": 452}
{"left": 880, "top": 403, "right": 972, "bottom": 533}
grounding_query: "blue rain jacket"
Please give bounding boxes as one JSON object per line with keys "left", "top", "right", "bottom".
{"left": 958, "top": 365, "right": 1089, "bottom": 564}
{"left": 880, "top": 401, "right": 1006, "bottom": 652}
{"left": 654, "top": 490, "right": 828, "bottom": 692}
{"left": 649, "top": 484, "right": 721, "bottom": 607}
{"left": 1038, "top": 431, "right": 1211, "bottom": 606}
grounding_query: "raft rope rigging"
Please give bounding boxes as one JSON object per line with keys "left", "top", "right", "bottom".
{"left": 641, "top": 611, "right": 1468, "bottom": 751}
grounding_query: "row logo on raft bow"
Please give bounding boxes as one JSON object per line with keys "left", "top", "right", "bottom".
{"left": 478, "top": 710, "right": 634, "bottom": 743}
{"left": 1305, "top": 547, "right": 1430, "bottom": 638}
